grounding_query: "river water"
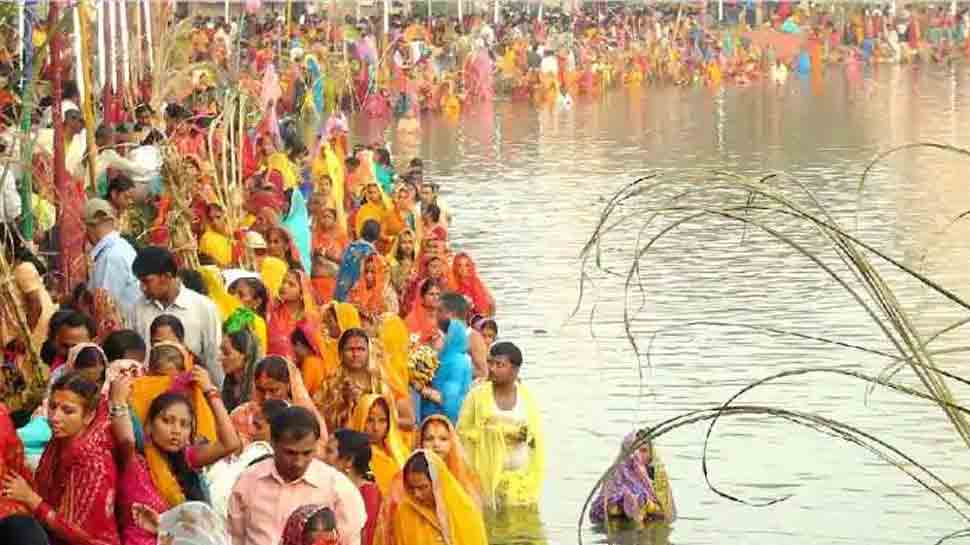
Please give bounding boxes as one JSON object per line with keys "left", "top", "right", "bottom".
{"left": 353, "top": 65, "right": 970, "bottom": 545}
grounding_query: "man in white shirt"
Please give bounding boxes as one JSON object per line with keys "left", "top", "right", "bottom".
{"left": 84, "top": 199, "right": 140, "bottom": 316}
{"left": 126, "top": 246, "right": 224, "bottom": 386}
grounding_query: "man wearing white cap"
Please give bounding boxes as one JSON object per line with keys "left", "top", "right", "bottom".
{"left": 85, "top": 198, "right": 140, "bottom": 316}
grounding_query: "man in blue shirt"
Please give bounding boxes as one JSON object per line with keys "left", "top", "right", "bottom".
{"left": 85, "top": 198, "right": 140, "bottom": 316}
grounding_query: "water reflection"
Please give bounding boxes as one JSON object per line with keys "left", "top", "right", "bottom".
{"left": 486, "top": 507, "right": 549, "bottom": 545}
{"left": 590, "top": 521, "right": 673, "bottom": 545}
{"left": 351, "top": 66, "right": 970, "bottom": 545}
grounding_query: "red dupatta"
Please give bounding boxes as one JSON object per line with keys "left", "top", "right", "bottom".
{"left": 0, "top": 403, "right": 32, "bottom": 519}
{"left": 348, "top": 254, "right": 389, "bottom": 317}
{"left": 450, "top": 253, "right": 492, "bottom": 317}
{"left": 35, "top": 402, "right": 121, "bottom": 545}
{"left": 268, "top": 270, "right": 321, "bottom": 358}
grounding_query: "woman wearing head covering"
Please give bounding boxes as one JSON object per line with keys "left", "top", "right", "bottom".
{"left": 281, "top": 189, "right": 313, "bottom": 273}
{"left": 219, "top": 327, "right": 262, "bottom": 413}
{"left": 267, "top": 269, "right": 320, "bottom": 359}
{"left": 589, "top": 432, "right": 676, "bottom": 525}
{"left": 280, "top": 504, "right": 340, "bottom": 545}
{"left": 373, "top": 450, "right": 487, "bottom": 545}
{"left": 348, "top": 254, "right": 399, "bottom": 317}
{"left": 347, "top": 394, "right": 409, "bottom": 496}
{"left": 314, "top": 329, "right": 387, "bottom": 432}
{"left": 419, "top": 319, "right": 473, "bottom": 424}
{"left": 199, "top": 267, "right": 269, "bottom": 356}
{"left": 3, "top": 373, "right": 121, "bottom": 545}
{"left": 404, "top": 278, "right": 441, "bottom": 340}
{"left": 291, "top": 318, "right": 333, "bottom": 397}
{"left": 450, "top": 252, "right": 495, "bottom": 318}
{"left": 417, "top": 414, "right": 482, "bottom": 506}
{"left": 0, "top": 403, "right": 34, "bottom": 519}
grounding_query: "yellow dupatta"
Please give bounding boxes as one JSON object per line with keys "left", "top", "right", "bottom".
{"left": 131, "top": 343, "right": 218, "bottom": 508}
{"left": 260, "top": 256, "right": 289, "bottom": 298}
{"left": 311, "top": 140, "right": 347, "bottom": 229}
{"left": 348, "top": 394, "right": 409, "bottom": 496}
{"left": 376, "top": 450, "right": 488, "bottom": 545}
{"left": 266, "top": 151, "right": 298, "bottom": 190}
{"left": 378, "top": 315, "right": 410, "bottom": 405}
{"left": 198, "top": 267, "right": 268, "bottom": 355}
{"left": 457, "top": 382, "right": 546, "bottom": 510}
{"left": 198, "top": 229, "right": 234, "bottom": 268}
{"left": 321, "top": 302, "right": 362, "bottom": 374}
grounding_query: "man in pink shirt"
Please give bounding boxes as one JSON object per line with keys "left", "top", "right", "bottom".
{"left": 228, "top": 406, "right": 366, "bottom": 545}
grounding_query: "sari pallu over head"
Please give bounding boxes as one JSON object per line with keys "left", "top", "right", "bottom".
{"left": 130, "top": 342, "right": 218, "bottom": 508}
{"left": 376, "top": 450, "right": 488, "bottom": 545}
{"left": 450, "top": 252, "right": 492, "bottom": 317}
{"left": 347, "top": 394, "right": 409, "bottom": 495}
{"left": 280, "top": 504, "right": 339, "bottom": 545}
{"left": 347, "top": 253, "right": 390, "bottom": 317}
{"left": 421, "top": 320, "right": 472, "bottom": 425}
{"left": 417, "top": 414, "right": 483, "bottom": 508}
{"left": 334, "top": 239, "right": 377, "bottom": 302}
{"left": 589, "top": 431, "right": 676, "bottom": 524}
{"left": 34, "top": 395, "right": 121, "bottom": 545}
{"left": 267, "top": 269, "right": 321, "bottom": 358}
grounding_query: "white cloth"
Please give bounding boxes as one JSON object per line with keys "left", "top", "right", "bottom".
{"left": 0, "top": 165, "right": 22, "bottom": 223}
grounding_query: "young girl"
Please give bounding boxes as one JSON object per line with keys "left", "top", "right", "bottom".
{"left": 324, "top": 430, "right": 381, "bottom": 545}
{"left": 111, "top": 365, "right": 240, "bottom": 544}
{"left": 267, "top": 269, "right": 320, "bottom": 359}
{"left": 281, "top": 505, "right": 340, "bottom": 545}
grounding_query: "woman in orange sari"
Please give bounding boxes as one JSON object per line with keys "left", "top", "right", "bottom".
{"left": 290, "top": 318, "right": 333, "bottom": 397}
{"left": 310, "top": 202, "right": 349, "bottom": 263}
{"left": 450, "top": 252, "right": 495, "bottom": 318}
{"left": 267, "top": 269, "right": 320, "bottom": 359}
{"left": 405, "top": 278, "right": 442, "bottom": 340}
{"left": 348, "top": 394, "right": 409, "bottom": 496}
{"left": 348, "top": 254, "right": 399, "bottom": 317}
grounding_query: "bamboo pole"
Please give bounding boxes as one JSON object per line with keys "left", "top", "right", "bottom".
{"left": 78, "top": 1, "right": 98, "bottom": 194}
{"left": 97, "top": 0, "right": 106, "bottom": 90}
{"left": 49, "top": 2, "right": 72, "bottom": 290}
{"left": 17, "top": 1, "right": 34, "bottom": 239}
{"left": 108, "top": 0, "right": 117, "bottom": 92}
{"left": 120, "top": 0, "right": 131, "bottom": 92}
{"left": 17, "top": 1, "right": 25, "bottom": 88}
{"left": 143, "top": 0, "right": 154, "bottom": 73}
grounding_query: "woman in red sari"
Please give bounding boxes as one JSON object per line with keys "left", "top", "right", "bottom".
{"left": 2, "top": 372, "right": 121, "bottom": 545}
{"left": 0, "top": 403, "right": 32, "bottom": 520}
{"left": 267, "top": 269, "right": 321, "bottom": 359}
{"left": 400, "top": 255, "right": 449, "bottom": 317}
{"left": 450, "top": 253, "right": 495, "bottom": 318}
{"left": 405, "top": 278, "right": 442, "bottom": 340}
{"left": 348, "top": 254, "right": 399, "bottom": 317}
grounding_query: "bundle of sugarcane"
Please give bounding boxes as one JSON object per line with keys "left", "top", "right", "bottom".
{"left": 0, "top": 233, "right": 47, "bottom": 415}
{"left": 158, "top": 145, "right": 200, "bottom": 270}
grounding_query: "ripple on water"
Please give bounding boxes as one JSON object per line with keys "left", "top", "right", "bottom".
{"left": 353, "top": 67, "right": 970, "bottom": 545}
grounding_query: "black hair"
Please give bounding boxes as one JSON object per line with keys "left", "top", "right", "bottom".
{"left": 305, "top": 507, "right": 337, "bottom": 535}
{"left": 132, "top": 246, "right": 178, "bottom": 278}
{"left": 337, "top": 328, "right": 369, "bottom": 353}
{"left": 404, "top": 450, "right": 431, "bottom": 478}
{"left": 361, "top": 219, "right": 381, "bottom": 243}
{"left": 50, "top": 371, "right": 100, "bottom": 414}
{"left": 439, "top": 291, "right": 469, "bottom": 317}
{"left": 490, "top": 341, "right": 523, "bottom": 367}
{"left": 105, "top": 176, "right": 135, "bottom": 201}
{"left": 228, "top": 277, "right": 269, "bottom": 316}
{"left": 409, "top": 157, "right": 423, "bottom": 168}
{"left": 62, "top": 80, "right": 79, "bottom": 100}
{"left": 254, "top": 355, "right": 291, "bottom": 383}
{"left": 261, "top": 398, "right": 289, "bottom": 423}
{"left": 150, "top": 314, "right": 186, "bottom": 342}
{"left": 64, "top": 109, "right": 83, "bottom": 124}
{"left": 102, "top": 329, "right": 147, "bottom": 362}
{"left": 178, "top": 269, "right": 209, "bottom": 296}
{"left": 0, "top": 515, "right": 49, "bottom": 545}
{"left": 146, "top": 392, "right": 206, "bottom": 502}
{"left": 290, "top": 327, "right": 312, "bottom": 352}
{"left": 73, "top": 345, "right": 106, "bottom": 376}
{"left": 423, "top": 203, "right": 441, "bottom": 223}
{"left": 345, "top": 157, "right": 360, "bottom": 170}
{"left": 54, "top": 310, "right": 97, "bottom": 339}
{"left": 333, "top": 428, "right": 373, "bottom": 478}
{"left": 135, "top": 103, "right": 154, "bottom": 117}
{"left": 0, "top": 223, "right": 45, "bottom": 275}
{"left": 95, "top": 124, "right": 115, "bottom": 144}
{"left": 270, "top": 405, "right": 321, "bottom": 443}
{"left": 419, "top": 277, "right": 441, "bottom": 297}
{"left": 374, "top": 148, "right": 391, "bottom": 166}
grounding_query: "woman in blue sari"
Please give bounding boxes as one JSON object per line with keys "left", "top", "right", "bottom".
{"left": 420, "top": 319, "right": 473, "bottom": 424}
{"left": 333, "top": 219, "right": 380, "bottom": 301}
{"left": 282, "top": 189, "right": 312, "bottom": 273}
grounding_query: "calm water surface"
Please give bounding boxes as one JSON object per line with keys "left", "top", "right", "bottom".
{"left": 354, "top": 65, "right": 970, "bottom": 545}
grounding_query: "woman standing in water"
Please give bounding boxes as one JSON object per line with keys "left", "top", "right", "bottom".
{"left": 590, "top": 431, "right": 676, "bottom": 525}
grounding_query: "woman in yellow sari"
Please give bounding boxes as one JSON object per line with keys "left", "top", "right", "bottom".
{"left": 198, "top": 203, "right": 235, "bottom": 268}
{"left": 355, "top": 181, "right": 390, "bottom": 239}
{"left": 375, "top": 450, "right": 488, "bottom": 545}
{"left": 348, "top": 394, "right": 409, "bottom": 496}
{"left": 199, "top": 267, "right": 269, "bottom": 355}
{"left": 418, "top": 414, "right": 482, "bottom": 506}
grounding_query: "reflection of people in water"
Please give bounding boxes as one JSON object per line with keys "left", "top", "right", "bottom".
{"left": 590, "top": 432, "right": 676, "bottom": 526}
